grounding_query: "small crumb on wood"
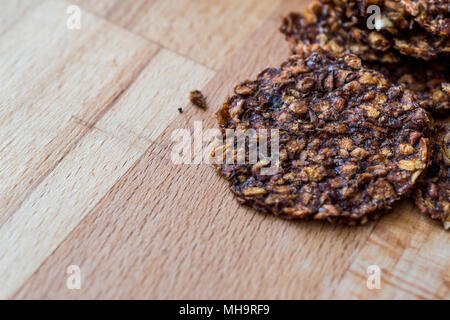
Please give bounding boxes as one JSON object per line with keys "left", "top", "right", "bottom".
{"left": 189, "top": 90, "right": 207, "bottom": 109}
{"left": 178, "top": 107, "right": 183, "bottom": 114}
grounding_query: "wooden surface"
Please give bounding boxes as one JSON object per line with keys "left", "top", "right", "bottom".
{"left": 1, "top": 0, "right": 448, "bottom": 300}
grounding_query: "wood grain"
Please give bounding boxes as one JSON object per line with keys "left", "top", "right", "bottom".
{"left": 332, "top": 201, "right": 450, "bottom": 299}
{"left": 14, "top": 139, "right": 374, "bottom": 299}
{"left": 2, "top": 0, "right": 449, "bottom": 299}
{"left": 0, "top": 127, "right": 147, "bottom": 298}
{"left": 14, "top": 0, "right": 376, "bottom": 300}
{"left": 1, "top": 46, "right": 214, "bottom": 299}
{"left": 0, "top": 0, "right": 158, "bottom": 225}
{"left": 72, "top": 0, "right": 282, "bottom": 70}
{"left": 0, "top": 3, "right": 214, "bottom": 295}
{"left": 0, "top": 0, "right": 41, "bottom": 35}
{"left": 94, "top": 48, "right": 214, "bottom": 145}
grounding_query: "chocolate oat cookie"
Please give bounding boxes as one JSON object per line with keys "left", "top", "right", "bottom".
{"left": 280, "top": 0, "right": 450, "bottom": 61}
{"left": 328, "top": 0, "right": 450, "bottom": 59}
{"left": 280, "top": 1, "right": 402, "bottom": 63}
{"left": 367, "top": 57, "right": 450, "bottom": 115}
{"left": 414, "top": 119, "right": 449, "bottom": 229}
{"left": 280, "top": 1, "right": 450, "bottom": 114}
{"left": 215, "top": 51, "right": 431, "bottom": 225}
{"left": 400, "top": 0, "right": 450, "bottom": 36}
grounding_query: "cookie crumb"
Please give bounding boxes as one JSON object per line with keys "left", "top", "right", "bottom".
{"left": 189, "top": 90, "right": 207, "bottom": 109}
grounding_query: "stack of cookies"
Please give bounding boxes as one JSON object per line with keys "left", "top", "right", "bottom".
{"left": 214, "top": 0, "right": 449, "bottom": 229}
{"left": 281, "top": 0, "right": 449, "bottom": 114}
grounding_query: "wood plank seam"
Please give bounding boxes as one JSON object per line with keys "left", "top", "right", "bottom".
{"left": 0, "top": 0, "right": 162, "bottom": 227}
{"left": 70, "top": 114, "right": 171, "bottom": 157}
{"left": 3, "top": 40, "right": 215, "bottom": 296}
{"left": 9, "top": 134, "right": 169, "bottom": 299}
{"left": 0, "top": 45, "right": 161, "bottom": 228}
{"left": 10, "top": 140, "right": 233, "bottom": 299}
{"left": 58, "top": 0, "right": 216, "bottom": 73}
{"left": 7, "top": 0, "right": 446, "bottom": 299}
{"left": 371, "top": 224, "right": 441, "bottom": 298}
{"left": 67, "top": 74, "right": 217, "bottom": 155}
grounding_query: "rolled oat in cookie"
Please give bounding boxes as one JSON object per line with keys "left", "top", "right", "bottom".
{"left": 280, "top": 1, "right": 450, "bottom": 115}
{"left": 280, "top": 0, "right": 450, "bottom": 61}
{"left": 414, "top": 119, "right": 450, "bottom": 229}
{"left": 400, "top": 0, "right": 450, "bottom": 36}
{"left": 214, "top": 51, "right": 431, "bottom": 225}
{"left": 367, "top": 57, "right": 450, "bottom": 115}
{"left": 280, "top": 1, "right": 402, "bottom": 63}
{"left": 329, "top": 0, "right": 450, "bottom": 59}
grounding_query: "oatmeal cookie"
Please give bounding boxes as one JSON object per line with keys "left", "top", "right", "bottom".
{"left": 414, "top": 119, "right": 449, "bottom": 229}
{"left": 280, "top": 0, "right": 450, "bottom": 61}
{"left": 280, "top": 1, "right": 402, "bottom": 63}
{"left": 280, "top": 1, "right": 450, "bottom": 114}
{"left": 333, "top": 0, "right": 450, "bottom": 59}
{"left": 367, "top": 57, "right": 450, "bottom": 115}
{"left": 400, "top": 0, "right": 450, "bottom": 36}
{"left": 215, "top": 51, "right": 431, "bottom": 225}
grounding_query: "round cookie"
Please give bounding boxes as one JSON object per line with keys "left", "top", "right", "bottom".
{"left": 215, "top": 51, "right": 431, "bottom": 225}
{"left": 280, "top": 1, "right": 402, "bottom": 64}
{"left": 280, "top": 0, "right": 450, "bottom": 61}
{"left": 414, "top": 119, "right": 449, "bottom": 229}
{"left": 280, "top": 1, "right": 450, "bottom": 115}
{"left": 324, "top": 0, "right": 450, "bottom": 59}
{"left": 366, "top": 57, "right": 450, "bottom": 115}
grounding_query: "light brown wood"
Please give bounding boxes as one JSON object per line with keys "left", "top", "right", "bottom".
{"left": 332, "top": 201, "right": 450, "bottom": 299}
{"left": 73, "top": 0, "right": 281, "bottom": 70}
{"left": 1, "top": 0, "right": 449, "bottom": 299}
{"left": 94, "top": 48, "right": 214, "bottom": 144}
{"left": 0, "top": 0, "right": 158, "bottom": 226}
{"left": 0, "top": 0, "right": 40, "bottom": 35}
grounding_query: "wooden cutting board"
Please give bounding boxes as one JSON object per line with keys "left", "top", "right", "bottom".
{"left": 1, "top": 0, "right": 448, "bottom": 299}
